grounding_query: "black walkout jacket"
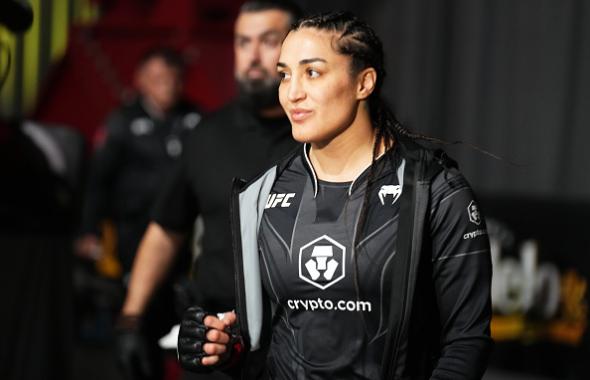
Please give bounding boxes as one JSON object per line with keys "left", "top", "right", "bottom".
{"left": 229, "top": 139, "right": 493, "bottom": 380}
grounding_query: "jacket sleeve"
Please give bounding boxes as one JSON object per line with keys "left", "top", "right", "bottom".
{"left": 80, "top": 112, "right": 127, "bottom": 235}
{"left": 428, "top": 168, "right": 493, "bottom": 380}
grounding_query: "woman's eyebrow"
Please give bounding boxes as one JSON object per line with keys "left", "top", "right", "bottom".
{"left": 277, "top": 58, "right": 327, "bottom": 68}
{"left": 299, "top": 58, "right": 327, "bottom": 65}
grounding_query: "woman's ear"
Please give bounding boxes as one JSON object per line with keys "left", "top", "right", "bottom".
{"left": 356, "top": 67, "right": 377, "bottom": 100}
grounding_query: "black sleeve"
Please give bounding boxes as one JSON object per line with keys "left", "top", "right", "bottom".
{"left": 80, "top": 112, "right": 127, "bottom": 235}
{"left": 151, "top": 139, "right": 200, "bottom": 234}
{"left": 428, "top": 168, "right": 493, "bottom": 380}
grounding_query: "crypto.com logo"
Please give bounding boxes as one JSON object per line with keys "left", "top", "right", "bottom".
{"left": 468, "top": 200, "right": 482, "bottom": 225}
{"left": 299, "top": 235, "right": 346, "bottom": 290}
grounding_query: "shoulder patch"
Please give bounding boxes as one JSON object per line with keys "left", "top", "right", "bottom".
{"left": 467, "top": 200, "right": 482, "bottom": 225}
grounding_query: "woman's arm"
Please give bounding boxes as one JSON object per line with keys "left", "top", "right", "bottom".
{"left": 429, "top": 169, "right": 494, "bottom": 380}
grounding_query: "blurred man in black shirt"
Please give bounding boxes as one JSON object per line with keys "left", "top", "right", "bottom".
{"left": 77, "top": 47, "right": 201, "bottom": 272}
{"left": 118, "top": 2, "right": 302, "bottom": 379}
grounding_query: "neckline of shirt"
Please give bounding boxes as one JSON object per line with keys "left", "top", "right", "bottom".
{"left": 302, "top": 143, "right": 400, "bottom": 198}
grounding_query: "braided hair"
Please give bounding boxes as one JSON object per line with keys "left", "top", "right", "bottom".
{"left": 293, "top": 12, "right": 499, "bottom": 157}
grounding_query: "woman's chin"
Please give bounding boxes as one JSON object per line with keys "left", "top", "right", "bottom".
{"left": 291, "top": 126, "right": 315, "bottom": 144}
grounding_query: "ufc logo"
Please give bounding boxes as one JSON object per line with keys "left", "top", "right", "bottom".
{"left": 265, "top": 193, "right": 296, "bottom": 209}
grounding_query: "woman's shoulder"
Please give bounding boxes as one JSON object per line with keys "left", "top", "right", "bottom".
{"left": 396, "top": 138, "right": 459, "bottom": 180}
{"left": 394, "top": 137, "right": 478, "bottom": 206}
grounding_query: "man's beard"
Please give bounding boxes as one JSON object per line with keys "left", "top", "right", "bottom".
{"left": 237, "top": 76, "right": 280, "bottom": 111}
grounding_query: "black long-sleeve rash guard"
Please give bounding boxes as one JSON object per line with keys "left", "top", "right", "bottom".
{"left": 256, "top": 145, "right": 492, "bottom": 380}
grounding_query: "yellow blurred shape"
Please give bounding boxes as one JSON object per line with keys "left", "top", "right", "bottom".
{"left": 95, "top": 220, "right": 122, "bottom": 279}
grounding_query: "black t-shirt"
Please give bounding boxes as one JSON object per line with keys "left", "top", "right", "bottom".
{"left": 153, "top": 100, "right": 297, "bottom": 310}
{"left": 258, "top": 145, "right": 491, "bottom": 379}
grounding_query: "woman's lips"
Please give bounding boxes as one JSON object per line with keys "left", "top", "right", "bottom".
{"left": 290, "top": 108, "right": 312, "bottom": 122}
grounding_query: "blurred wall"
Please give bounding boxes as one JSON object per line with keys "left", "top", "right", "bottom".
{"left": 0, "top": 0, "right": 100, "bottom": 119}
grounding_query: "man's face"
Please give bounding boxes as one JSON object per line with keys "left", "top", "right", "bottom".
{"left": 234, "top": 9, "right": 291, "bottom": 109}
{"left": 136, "top": 57, "right": 182, "bottom": 113}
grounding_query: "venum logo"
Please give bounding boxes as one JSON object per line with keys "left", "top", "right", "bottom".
{"left": 265, "top": 193, "right": 296, "bottom": 209}
{"left": 467, "top": 200, "right": 481, "bottom": 225}
{"left": 299, "top": 235, "right": 345, "bottom": 290}
{"left": 378, "top": 185, "right": 402, "bottom": 206}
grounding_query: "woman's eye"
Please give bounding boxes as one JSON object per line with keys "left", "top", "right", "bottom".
{"left": 307, "top": 69, "right": 320, "bottom": 78}
{"left": 278, "top": 71, "right": 290, "bottom": 80}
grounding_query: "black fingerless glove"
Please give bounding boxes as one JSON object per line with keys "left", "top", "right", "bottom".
{"left": 177, "top": 306, "right": 243, "bottom": 373}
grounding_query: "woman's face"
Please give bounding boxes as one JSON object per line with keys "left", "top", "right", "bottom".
{"left": 277, "top": 28, "right": 362, "bottom": 144}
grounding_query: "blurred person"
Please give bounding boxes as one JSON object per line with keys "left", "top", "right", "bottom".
{"left": 76, "top": 47, "right": 202, "bottom": 380}
{"left": 0, "top": 4, "right": 79, "bottom": 380}
{"left": 118, "top": 1, "right": 302, "bottom": 379}
{"left": 77, "top": 47, "right": 201, "bottom": 271}
{"left": 178, "top": 11, "right": 493, "bottom": 380}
